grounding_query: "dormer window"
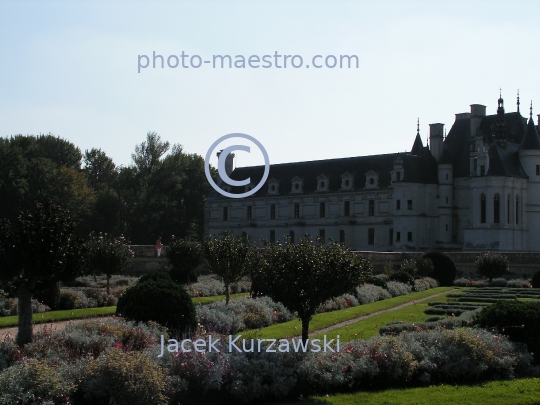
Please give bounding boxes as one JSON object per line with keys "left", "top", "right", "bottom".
{"left": 267, "top": 178, "right": 279, "bottom": 195}
{"left": 222, "top": 185, "right": 232, "bottom": 193}
{"left": 364, "top": 170, "right": 379, "bottom": 189}
{"left": 316, "top": 175, "right": 329, "bottom": 192}
{"left": 245, "top": 183, "right": 254, "bottom": 192}
{"left": 340, "top": 172, "right": 354, "bottom": 190}
{"left": 291, "top": 176, "right": 303, "bottom": 193}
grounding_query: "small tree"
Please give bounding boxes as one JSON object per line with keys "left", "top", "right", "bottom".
{"left": 0, "top": 201, "right": 84, "bottom": 345}
{"left": 475, "top": 252, "right": 508, "bottom": 282}
{"left": 202, "top": 232, "right": 255, "bottom": 304}
{"left": 167, "top": 239, "right": 203, "bottom": 284}
{"left": 85, "top": 232, "right": 133, "bottom": 295}
{"left": 253, "top": 236, "right": 372, "bottom": 342}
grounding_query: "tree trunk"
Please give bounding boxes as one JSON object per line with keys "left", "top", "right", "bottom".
{"left": 107, "top": 274, "right": 110, "bottom": 295}
{"left": 17, "top": 284, "right": 33, "bottom": 346}
{"left": 301, "top": 316, "right": 310, "bottom": 343}
{"left": 225, "top": 282, "right": 230, "bottom": 305}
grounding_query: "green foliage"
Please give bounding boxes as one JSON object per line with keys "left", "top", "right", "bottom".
{"left": 84, "top": 232, "right": 133, "bottom": 294}
{"left": 0, "top": 200, "right": 85, "bottom": 345}
{"left": 422, "top": 250, "right": 457, "bottom": 286}
{"left": 202, "top": 232, "right": 256, "bottom": 304}
{"left": 167, "top": 239, "right": 203, "bottom": 283}
{"left": 116, "top": 279, "right": 197, "bottom": 334}
{"left": 365, "top": 276, "right": 388, "bottom": 289}
{"left": 138, "top": 271, "right": 174, "bottom": 285}
{"left": 388, "top": 271, "right": 415, "bottom": 285}
{"left": 33, "top": 280, "right": 61, "bottom": 310}
{"left": 531, "top": 269, "right": 540, "bottom": 288}
{"left": 253, "top": 236, "right": 372, "bottom": 341}
{"left": 476, "top": 252, "right": 509, "bottom": 282}
{"left": 474, "top": 300, "right": 540, "bottom": 363}
{"left": 83, "top": 349, "right": 167, "bottom": 405}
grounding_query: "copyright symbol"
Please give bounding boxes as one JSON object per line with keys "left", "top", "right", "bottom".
{"left": 204, "top": 133, "right": 270, "bottom": 199}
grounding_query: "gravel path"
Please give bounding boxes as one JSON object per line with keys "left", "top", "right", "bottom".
{"left": 0, "top": 317, "right": 111, "bottom": 341}
{"left": 309, "top": 288, "right": 456, "bottom": 337}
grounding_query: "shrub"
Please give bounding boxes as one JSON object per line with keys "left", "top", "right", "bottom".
{"left": 82, "top": 349, "right": 167, "bottom": 405}
{"left": 365, "top": 275, "right": 388, "bottom": 290}
{"left": 388, "top": 271, "right": 414, "bottom": 285}
{"left": 476, "top": 252, "right": 509, "bottom": 282}
{"left": 386, "top": 281, "right": 412, "bottom": 297}
{"left": 138, "top": 271, "right": 174, "bottom": 285}
{"left": 59, "top": 289, "right": 95, "bottom": 310}
{"left": 506, "top": 278, "right": 532, "bottom": 288}
{"left": 473, "top": 300, "right": 540, "bottom": 363}
{"left": 0, "top": 290, "right": 17, "bottom": 316}
{"left": 423, "top": 250, "right": 457, "bottom": 286}
{"left": 355, "top": 284, "right": 391, "bottom": 304}
{"left": 532, "top": 269, "right": 540, "bottom": 288}
{"left": 167, "top": 239, "right": 203, "bottom": 284}
{"left": 490, "top": 277, "right": 508, "bottom": 287}
{"left": 33, "top": 280, "right": 61, "bottom": 310}
{"left": 116, "top": 279, "right": 197, "bottom": 334}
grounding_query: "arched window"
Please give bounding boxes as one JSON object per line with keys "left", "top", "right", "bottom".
{"left": 494, "top": 194, "right": 500, "bottom": 224}
{"left": 480, "top": 193, "right": 486, "bottom": 224}
{"left": 289, "top": 230, "right": 295, "bottom": 244}
{"left": 516, "top": 195, "right": 520, "bottom": 225}
{"left": 507, "top": 194, "right": 511, "bottom": 224}
{"left": 339, "top": 230, "right": 345, "bottom": 243}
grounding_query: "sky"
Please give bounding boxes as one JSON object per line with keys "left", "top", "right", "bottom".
{"left": 1, "top": 0, "right": 539, "bottom": 171}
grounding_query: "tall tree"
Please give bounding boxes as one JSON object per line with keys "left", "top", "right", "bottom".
{"left": 83, "top": 148, "right": 117, "bottom": 191}
{"left": 0, "top": 201, "right": 85, "bottom": 345}
{"left": 253, "top": 236, "right": 372, "bottom": 342}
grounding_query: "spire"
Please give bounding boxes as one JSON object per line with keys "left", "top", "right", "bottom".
{"left": 411, "top": 119, "right": 424, "bottom": 155}
{"left": 520, "top": 104, "right": 540, "bottom": 150}
{"left": 531, "top": 101, "right": 533, "bottom": 119}
{"left": 517, "top": 90, "right": 520, "bottom": 113}
{"left": 497, "top": 89, "right": 505, "bottom": 115}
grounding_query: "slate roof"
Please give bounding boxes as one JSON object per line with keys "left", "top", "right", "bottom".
{"left": 521, "top": 117, "right": 540, "bottom": 150}
{"left": 208, "top": 147, "right": 438, "bottom": 200}
{"left": 486, "top": 142, "right": 527, "bottom": 178}
{"left": 443, "top": 111, "right": 528, "bottom": 178}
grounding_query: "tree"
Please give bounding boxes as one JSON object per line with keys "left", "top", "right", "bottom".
{"left": 422, "top": 250, "right": 457, "bottom": 286}
{"left": 85, "top": 232, "right": 134, "bottom": 295}
{"left": 202, "top": 232, "right": 255, "bottom": 304}
{"left": 253, "top": 236, "right": 372, "bottom": 342}
{"left": 475, "top": 252, "right": 508, "bottom": 282}
{"left": 167, "top": 239, "right": 203, "bottom": 284}
{"left": 0, "top": 201, "right": 84, "bottom": 345}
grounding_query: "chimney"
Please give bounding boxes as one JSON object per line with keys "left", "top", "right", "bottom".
{"left": 429, "top": 123, "right": 444, "bottom": 161}
{"left": 470, "top": 104, "right": 486, "bottom": 139}
{"left": 216, "top": 150, "right": 235, "bottom": 177}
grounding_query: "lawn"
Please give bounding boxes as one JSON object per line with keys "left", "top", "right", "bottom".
{"left": 0, "top": 306, "right": 116, "bottom": 327}
{"left": 243, "top": 287, "right": 455, "bottom": 340}
{"left": 192, "top": 292, "right": 247, "bottom": 304}
{"left": 266, "top": 378, "right": 540, "bottom": 405}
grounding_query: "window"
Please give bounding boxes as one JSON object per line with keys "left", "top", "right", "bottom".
{"left": 270, "top": 230, "right": 275, "bottom": 243}
{"left": 396, "top": 200, "right": 401, "bottom": 210}
{"left": 407, "top": 200, "right": 413, "bottom": 210}
{"left": 445, "top": 224, "right": 448, "bottom": 231}
{"left": 494, "top": 194, "right": 500, "bottom": 224}
{"left": 223, "top": 207, "right": 228, "bottom": 221}
{"left": 396, "top": 171, "right": 401, "bottom": 181}
{"left": 507, "top": 194, "right": 511, "bottom": 224}
{"left": 407, "top": 232, "right": 413, "bottom": 242}
{"left": 247, "top": 205, "right": 252, "bottom": 220}
{"left": 480, "top": 165, "right": 485, "bottom": 176}
{"left": 368, "top": 200, "right": 374, "bottom": 216}
{"left": 344, "top": 201, "right": 350, "bottom": 216}
{"left": 446, "top": 196, "right": 449, "bottom": 204}
{"left": 270, "top": 204, "right": 275, "bottom": 220}
{"left": 396, "top": 231, "right": 401, "bottom": 242}
{"left": 289, "top": 230, "right": 295, "bottom": 244}
{"left": 536, "top": 165, "right": 539, "bottom": 175}
{"left": 368, "top": 228, "right": 375, "bottom": 245}
{"left": 294, "top": 203, "right": 300, "bottom": 219}
{"left": 446, "top": 173, "right": 449, "bottom": 180}
{"left": 480, "top": 193, "right": 486, "bottom": 223}
{"left": 319, "top": 229, "right": 325, "bottom": 241}
{"left": 320, "top": 202, "right": 326, "bottom": 218}
{"left": 339, "top": 230, "right": 345, "bottom": 243}
{"left": 516, "top": 195, "right": 520, "bottom": 225}
{"left": 389, "top": 228, "right": 393, "bottom": 245}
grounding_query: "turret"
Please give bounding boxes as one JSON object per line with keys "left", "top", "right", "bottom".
{"left": 437, "top": 146, "right": 453, "bottom": 244}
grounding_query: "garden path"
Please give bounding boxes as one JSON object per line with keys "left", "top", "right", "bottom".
{"left": 0, "top": 317, "right": 110, "bottom": 341}
{"left": 309, "top": 288, "right": 456, "bottom": 337}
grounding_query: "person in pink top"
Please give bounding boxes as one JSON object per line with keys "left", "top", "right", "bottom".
{"left": 155, "top": 237, "right": 163, "bottom": 257}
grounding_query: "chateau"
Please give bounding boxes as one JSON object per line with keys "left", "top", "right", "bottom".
{"left": 205, "top": 95, "right": 540, "bottom": 252}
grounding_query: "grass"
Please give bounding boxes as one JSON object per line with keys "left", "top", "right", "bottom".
{"left": 311, "top": 295, "right": 448, "bottom": 341}
{"left": 242, "top": 287, "right": 455, "bottom": 340}
{"left": 265, "top": 378, "right": 540, "bottom": 405}
{"left": 0, "top": 306, "right": 116, "bottom": 328}
{"left": 192, "top": 292, "right": 247, "bottom": 305}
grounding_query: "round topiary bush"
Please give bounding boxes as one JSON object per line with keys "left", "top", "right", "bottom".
{"left": 475, "top": 252, "right": 508, "bottom": 282}
{"left": 532, "top": 269, "right": 540, "bottom": 289}
{"left": 474, "top": 300, "right": 540, "bottom": 364}
{"left": 422, "top": 250, "right": 457, "bottom": 287}
{"left": 138, "top": 271, "right": 174, "bottom": 285}
{"left": 388, "top": 271, "right": 414, "bottom": 285}
{"left": 116, "top": 279, "right": 196, "bottom": 334}
{"left": 365, "top": 276, "right": 388, "bottom": 290}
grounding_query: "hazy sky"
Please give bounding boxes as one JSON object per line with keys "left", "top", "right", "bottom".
{"left": 1, "top": 0, "right": 539, "bottom": 170}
